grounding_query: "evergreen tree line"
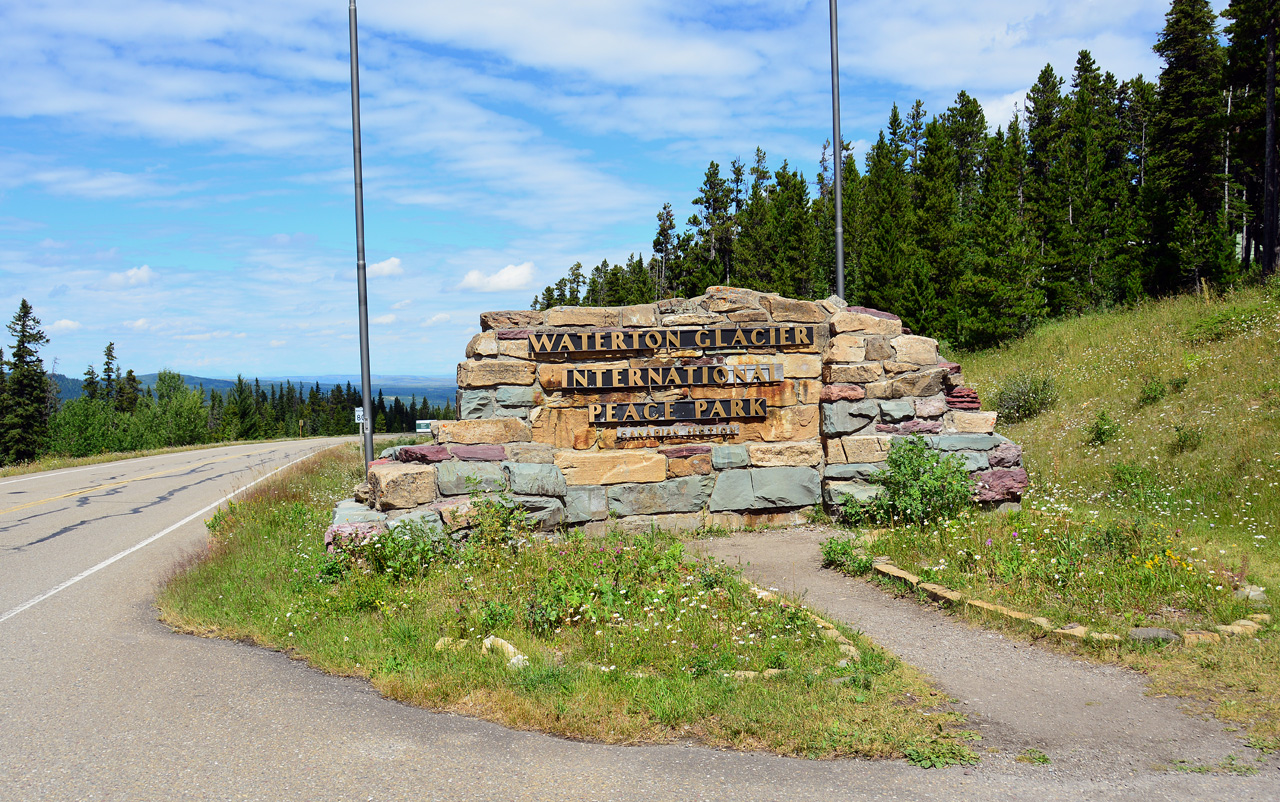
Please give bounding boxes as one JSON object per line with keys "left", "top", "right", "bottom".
{"left": 533, "top": 0, "right": 1278, "bottom": 351}
{"left": 0, "top": 300, "right": 455, "bottom": 467}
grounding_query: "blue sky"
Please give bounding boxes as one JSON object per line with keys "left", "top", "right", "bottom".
{"left": 0, "top": 0, "right": 1228, "bottom": 379}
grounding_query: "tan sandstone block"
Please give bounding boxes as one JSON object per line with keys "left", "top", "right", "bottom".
{"left": 747, "top": 441, "right": 823, "bottom": 467}
{"left": 619, "top": 304, "right": 658, "bottom": 327}
{"left": 554, "top": 451, "right": 666, "bottom": 485}
{"left": 497, "top": 338, "right": 532, "bottom": 359}
{"left": 779, "top": 353, "right": 822, "bottom": 379}
{"left": 662, "top": 313, "right": 724, "bottom": 326}
{"left": 530, "top": 406, "right": 592, "bottom": 449}
{"left": 480, "top": 310, "right": 544, "bottom": 330}
{"left": 823, "top": 333, "right": 866, "bottom": 364}
{"left": 864, "top": 368, "right": 948, "bottom": 399}
{"left": 919, "top": 582, "right": 964, "bottom": 604}
{"left": 823, "top": 363, "right": 885, "bottom": 384}
{"left": 727, "top": 309, "right": 769, "bottom": 323}
{"left": 546, "top": 306, "right": 620, "bottom": 327}
{"left": 840, "top": 435, "right": 892, "bottom": 463}
{"left": 875, "top": 563, "right": 921, "bottom": 585}
{"left": 457, "top": 360, "right": 536, "bottom": 388}
{"left": 943, "top": 410, "right": 998, "bottom": 433}
{"left": 701, "top": 286, "right": 765, "bottom": 313}
{"left": 882, "top": 361, "right": 919, "bottom": 375}
{"left": 864, "top": 337, "right": 894, "bottom": 361}
{"left": 824, "top": 438, "right": 847, "bottom": 464}
{"left": 1053, "top": 624, "right": 1089, "bottom": 640}
{"left": 738, "top": 404, "right": 818, "bottom": 442}
{"left": 368, "top": 463, "right": 438, "bottom": 511}
{"left": 890, "top": 334, "right": 939, "bottom": 365}
{"left": 830, "top": 311, "right": 903, "bottom": 336}
{"left": 761, "top": 295, "right": 827, "bottom": 323}
{"left": 435, "top": 418, "right": 531, "bottom": 445}
{"left": 465, "top": 331, "right": 498, "bottom": 358}
{"left": 667, "top": 454, "right": 713, "bottom": 477}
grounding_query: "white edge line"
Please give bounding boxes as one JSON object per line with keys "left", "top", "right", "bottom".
{"left": 0, "top": 446, "right": 334, "bottom": 625}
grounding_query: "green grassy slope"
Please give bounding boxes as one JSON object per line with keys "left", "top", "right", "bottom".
{"left": 958, "top": 283, "right": 1279, "bottom": 596}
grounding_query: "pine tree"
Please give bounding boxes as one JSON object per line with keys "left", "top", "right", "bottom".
{"left": 1147, "top": 0, "right": 1231, "bottom": 293}
{"left": 117, "top": 369, "right": 141, "bottom": 415}
{"left": 82, "top": 365, "right": 101, "bottom": 400}
{"left": 686, "top": 161, "right": 734, "bottom": 293}
{"left": 733, "top": 149, "right": 776, "bottom": 292}
{"left": 769, "top": 161, "right": 816, "bottom": 298}
{"left": 2, "top": 300, "right": 52, "bottom": 464}
{"left": 859, "top": 129, "right": 916, "bottom": 319}
{"left": 652, "top": 204, "right": 677, "bottom": 296}
{"left": 1223, "top": 0, "right": 1279, "bottom": 273}
{"left": 912, "top": 119, "right": 961, "bottom": 337}
{"left": 955, "top": 115, "right": 1046, "bottom": 347}
{"left": 101, "top": 342, "right": 118, "bottom": 400}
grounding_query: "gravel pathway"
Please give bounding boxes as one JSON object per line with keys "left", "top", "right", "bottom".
{"left": 694, "top": 524, "right": 1280, "bottom": 788}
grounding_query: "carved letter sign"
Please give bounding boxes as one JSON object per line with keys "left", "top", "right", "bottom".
{"left": 529, "top": 325, "right": 816, "bottom": 355}
{"left": 587, "top": 398, "right": 767, "bottom": 424}
{"left": 563, "top": 363, "right": 783, "bottom": 389}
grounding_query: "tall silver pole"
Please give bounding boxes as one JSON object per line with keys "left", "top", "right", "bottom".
{"left": 349, "top": 0, "right": 375, "bottom": 473}
{"left": 829, "top": 0, "right": 845, "bottom": 301}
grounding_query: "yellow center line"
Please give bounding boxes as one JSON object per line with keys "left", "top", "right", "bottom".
{"left": 0, "top": 448, "right": 276, "bottom": 516}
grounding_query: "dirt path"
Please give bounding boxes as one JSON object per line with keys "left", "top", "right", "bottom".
{"left": 694, "top": 525, "right": 1279, "bottom": 783}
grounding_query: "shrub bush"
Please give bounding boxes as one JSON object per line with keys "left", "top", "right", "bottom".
{"left": 1137, "top": 376, "right": 1167, "bottom": 406}
{"left": 992, "top": 372, "right": 1058, "bottom": 424}
{"left": 843, "top": 435, "right": 973, "bottom": 527}
{"left": 1085, "top": 411, "right": 1121, "bottom": 445}
{"left": 1169, "top": 424, "right": 1203, "bottom": 454}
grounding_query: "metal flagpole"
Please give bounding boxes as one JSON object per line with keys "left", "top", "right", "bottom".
{"left": 348, "top": 0, "right": 375, "bottom": 473}
{"left": 829, "top": 0, "right": 845, "bottom": 301}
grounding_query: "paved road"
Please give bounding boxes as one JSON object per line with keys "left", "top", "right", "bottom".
{"left": 2, "top": 442, "right": 1277, "bottom": 801}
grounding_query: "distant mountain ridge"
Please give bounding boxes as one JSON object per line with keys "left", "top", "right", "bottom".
{"left": 50, "top": 372, "right": 458, "bottom": 406}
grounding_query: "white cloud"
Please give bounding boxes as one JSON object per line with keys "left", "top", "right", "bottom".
{"left": 269, "top": 339, "right": 286, "bottom": 347}
{"left": 368, "top": 257, "right": 404, "bottom": 277}
{"left": 48, "top": 319, "right": 81, "bottom": 333}
{"left": 391, "top": 298, "right": 412, "bottom": 310}
{"left": 100, "top": 264, "right": 155, "bottom": 289}
{"left": 458, "top": 262, "right": 535, "bottom": 293}
{"left": 123, "top": 318, "right": 151, "bottom": 330}
{"left": 422, "top": 312, "right": 451, "bottom": 327}
{"left": 371, "top": 313, "right": 397, "bottom": 325}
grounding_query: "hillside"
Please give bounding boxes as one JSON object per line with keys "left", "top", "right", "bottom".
{"left": 960, "top": 282, "right": 1278, "bottom": 577}
{"left": 53, "top": 372, "right": 458, "bottom": 407}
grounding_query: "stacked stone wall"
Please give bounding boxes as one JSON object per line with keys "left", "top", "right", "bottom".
{"left": 348, "top": 287, "right": 1028, "bottom": 535}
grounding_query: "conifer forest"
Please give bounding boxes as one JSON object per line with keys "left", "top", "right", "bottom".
{"left": 533, "top": 0, "right": 1278, "bottom": 350}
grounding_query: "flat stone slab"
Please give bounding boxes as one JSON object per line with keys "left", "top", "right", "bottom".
{"left": 1128, "top": 627, "right": 1181, "bottom": 643}
{"left": 332, "top": 500, "right": 387, "bottom": 526}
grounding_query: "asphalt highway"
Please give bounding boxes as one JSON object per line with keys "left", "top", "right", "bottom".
{"left": 1, "top": 439, "right": 1276, "bottom": 801}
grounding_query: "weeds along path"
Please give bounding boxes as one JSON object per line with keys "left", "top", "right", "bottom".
{"left": 695, "top": 524, "right": 1277, "bottom": 782}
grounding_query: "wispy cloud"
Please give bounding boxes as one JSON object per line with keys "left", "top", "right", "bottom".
{"left": 48, "top": 319, "right": 82, "bottom": 333}
{"left": 98, "top": 264, "right": 156, "bottom": 290}
{"left": 368, "top": 256, "right": 403, "bottom": 277}
{"left": 458, "top": 262, "right": 535, "bottom": 293}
